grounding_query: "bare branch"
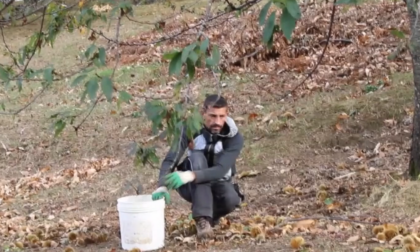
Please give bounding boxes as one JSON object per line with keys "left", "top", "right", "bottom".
{"left": 0, "top": 85, "right": 47, "bottom": 115}
{"left": 279, "top": 0, "right": 337, "bottom": 100}
{"left": 0, "top": 0, "right": 77, "bottom": 27}
{"left": 0, "top": 0, "right": 14, "bottom": 16}
{"left": 21, "top": 6, "right": 47, "bottom": 75}
{"left": 97, "top": 0, "right": 262, "bottom": 47}
{"left": 0, "top": 25, "right": 16, "bottom": 54}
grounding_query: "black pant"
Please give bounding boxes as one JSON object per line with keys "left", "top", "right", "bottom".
{"left": 176, "top": 151, "right": 240, "bottom": 220}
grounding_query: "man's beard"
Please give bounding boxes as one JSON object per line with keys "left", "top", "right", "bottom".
{"left": 210, "top": 124, "right": 222, "bottom": 133}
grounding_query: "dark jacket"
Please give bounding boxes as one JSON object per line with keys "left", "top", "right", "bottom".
{"left": 157, "top": 117, "right": 244, "bottom": 187}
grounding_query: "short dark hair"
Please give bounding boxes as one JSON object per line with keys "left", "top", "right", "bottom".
{"left": 203, "top": 94, "right": 228, "bottom": 110}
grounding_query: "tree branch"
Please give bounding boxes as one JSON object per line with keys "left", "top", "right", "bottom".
{"left": 0, "top": 85, "right": 48, "bottom": 115}
{"left": 0, "top": 0, "right": 14, "bottom": 16}
{"left": 95, "top": 0, "right": 261, "bottom": 47}
{"left": 73, "top": 14, "right": 123, "bottom": 134}
{"left": 279, "top": 0, "right": 337, "bottom": 100}
{"left": 20, "top": 6, "right": 47, "bottom": 75}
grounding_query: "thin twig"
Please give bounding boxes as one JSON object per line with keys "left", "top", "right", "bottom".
{"left": 0, "top": 7, "right": 48, "bottom": 116}
{"left": 0, "top": 86, "right": 47, "bottom": 115}
{"left": 0, "top": 0, "right": 14, "bottom": 16}
{"left": 21, "top": 7, "right": 47, "bottom": 75}
{"left": 0, "top": 25, "right": 17, "bottom": 54}
{"left": 199, "top": 0, "right": 223, "bottom": 96}
{"left": 0, "top": 2, "right": 78, "bottom": 27}
{"left": 73, "top": 15, "right": 123, "bottom": 134}
{"left": 97, "top": 0, "right": 261, "bottom": 47}
{"left": 279, "top": 0, "right": 337, "bottom": 100}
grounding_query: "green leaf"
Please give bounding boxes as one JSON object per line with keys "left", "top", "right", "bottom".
{"left": 0, "top": 102, "right": 5, "bottom": 111}
{"left": 100, "top": 76, "right": 113, "bottom": 102}
{"left": 174, "top": 81, "right": 183, "bottom": 97}
{"left": 16, "top": 76, "right": 22, "bottom": 91}
{"left": 280, "top": 9, "right": 296, "bottom": 41}
{"left": 43, "top": 67, "right": 54, "bottom": 85}
{"left": 0, "top": 66, "right": 9, "bottom": 81}
{"left": 72, "top": 74, "right": 87, "bottom": 87}
{"left": 168, "top": 52, "right": 183, "bottom": 75}
{"left": 262, "top": 11, "right": 276, "bottom": 45}
{"left": 390, "top": 29, "right": 405, "bottom": 39}
{"left": 54, "top": 119, "right": 66, "bottom": 137}
{"left": 119, "top": 90, "right": 132, "bottom": 103}
{"left": 324, "top": 198, "right": 333, "bottom": 205}
{"left": 335, "top": 0, "right": 358, "bottom": 4}
{"left": 259, "top": 0, "right": 272, "bottom": 26}
{"left": 162, "top": 50, "right": 179, "bottom": 60}
{"left": 285, "top": 0, "right": 301, "bottom": 19}
{"left": 273, "top": 0, "right": 286, "bottom": 8}
{"left": 85, "top": 44, "right": 97, "bottom": 59}
{"left": 186, "top": 58, "right": 195, "bottom": 79}
{"left": 86, "top": 79, "right": 99, "bottom": 101}
{"left": 200, "top": 38, "right": 210, "bottom": 53}
{"left": 212, "top": 45, "right": 221, "bottom": 65}
{"left": 98, "top": 47, "right": 106, "bottom": 66}
{"left": 181, "top": 43, "right": 196, "bottom": 63}
{"left": 188, "top": 50, "right": 199, "bottom": 64}
{"left": 205, "top": 57, "right": 215, "bottom": 67}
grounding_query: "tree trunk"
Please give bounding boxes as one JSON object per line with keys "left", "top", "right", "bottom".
{"left": 407, "top": 0, "right": 420, "bottom": 179}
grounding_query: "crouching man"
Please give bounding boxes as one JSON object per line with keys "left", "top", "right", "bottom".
{"left": 151, "top": 94, "right": 244, "bottom": 239}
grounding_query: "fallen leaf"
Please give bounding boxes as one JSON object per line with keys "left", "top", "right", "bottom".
{"left": 238, "top": 170, "right": 261, "bottom": 179}
{"left": 347, "top": 235, "right": 360, "bottom": 243}
{"left": 338, "top": 112, "right": 349, "bottom": 120}
{"left": 248, "top": 113, "right": 258, "bottom": 121}
{"left": 281, "top": 111, "right": 295, "bottom": 119}
{"left": 64, "top": 206, "right": 78, "bottom": 212}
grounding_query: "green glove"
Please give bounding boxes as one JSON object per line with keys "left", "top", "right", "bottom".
{"left": 164, "top": 171, "right": 195, "bottom": 190}
{"left": 151, "top": 186, "right": 170, "bottom": 204}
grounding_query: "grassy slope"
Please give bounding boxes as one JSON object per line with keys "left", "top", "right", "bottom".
{"left": 0, "top": 1, "right": 418, "bottom": 252}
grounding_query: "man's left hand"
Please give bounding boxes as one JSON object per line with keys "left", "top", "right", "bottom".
{"left": 164, "top": 171, "right": 195, "bottom": 190}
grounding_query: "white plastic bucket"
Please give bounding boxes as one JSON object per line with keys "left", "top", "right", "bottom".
{"left": 117, "top": 195, "right": 165, "bottom": 251}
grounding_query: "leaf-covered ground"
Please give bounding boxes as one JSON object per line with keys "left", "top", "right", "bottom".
{"left": 0, "top": 0, "right": 419, "bottom": 252}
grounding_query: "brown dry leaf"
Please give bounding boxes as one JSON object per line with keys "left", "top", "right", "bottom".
{"left": 384, "top": 118, "right": 397, "bottom": 127}
{"left": 281, "top": 111, "right": 295, "bottom": 119}
{"left": 248, "top": 113, "right": 258, "bottom": 121}
{"left": 283, "top": 185, "right": 298, "bottom": 194}
{"left": 347, "top": 235, "right": 360, "bottom": 243}
{"left": 292, "top": 219, "right": 316, "bottom": 231}
{"left": 335, "top": 122, "right": 344, "bottom": 132}
{"left": 234, "top": 117, "right": 246, "bottom": 124}
{"left": 237, "top": 170, "right": 261, "bottom": 179}
{"left": 337, "top": 112, "right": 349, "bottom": 120}
{"left": 40, "top": 166, "right": 51, "bottom": 173}
{"left": 64, "top": 206, "right": 78, "bottom": 212}
{"left": 326, "top": 201, "right": 343, "bottom": 210}
{"left": 261, "top": 112, "right": 273, "bottom": 124}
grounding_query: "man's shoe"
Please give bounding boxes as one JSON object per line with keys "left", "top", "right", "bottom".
{"left": 195, "top": 217, "right": 214, "bottom": 239}
{"left": 211, "top": 217, "right": 220, "bottom": 227}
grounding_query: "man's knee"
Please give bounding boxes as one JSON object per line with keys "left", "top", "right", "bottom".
{"left": 189, "top": 150, "right": 208, "bottom": 171}
{"left": 177, "top": 185, "right": 192, "bottom": 203}
{"left": 218, "top": 190, "right": 240, "bottom": 213}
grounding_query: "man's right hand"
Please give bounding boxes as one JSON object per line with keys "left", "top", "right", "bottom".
{"left": 151, "top": 186, "right": 170, "bottom": 204}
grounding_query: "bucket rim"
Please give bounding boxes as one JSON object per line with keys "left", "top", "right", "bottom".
{"left": 117, "top": 194, "right": 165, "bottom": 205}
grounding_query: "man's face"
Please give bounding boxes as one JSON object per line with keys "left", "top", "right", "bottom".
{"left": 202, "top": 106, "right": 228, "bottom": 134}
